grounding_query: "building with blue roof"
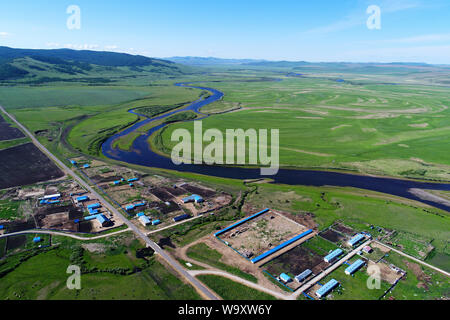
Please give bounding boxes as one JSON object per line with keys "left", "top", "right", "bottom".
{"left": 42, "top": 194, "right": 61, "bottom": 200}
{"left": 33, "top": 237, "right": 41, "bottom": 243}
{"left": 125, "top": 204, "right": 135, "bottom": 211}
{"left": 96, "top": 214, "right": 110, "bottom": 227}
{"left": 134, "top": 202, "right": 146, "bottom": 207}
{"left": 173, "top": 214, "right": 191, "bottom": 222}
{"left": 138, "top": 215, "right": 151, "bottom": 226}
{"left": 182, "top": 194, "right": 204, "bottom": 204}
{"left": 295, "top": 269, "right": 312, "bottom": 283}
{"left": 127, "top": 178, "right": 138, "bottom": 182}
{"left": 76, "top": 196, "right": 89, "bottom": 203}
{"left": 345, "top": 259, "right": 365, "bottom": 275}
{"left": 324, "top": 249, "right": 343, "bottom": 263}
{"left": 348, "top": 234, "right": 365, "bottom": 247}
{"left": 152, "top": 220, "right": 161, "bottom": 226}
{"left": 83, "top": 164, "right": 90, "bottom": 169}
{"left": 84, "top": 215, "right": 97, "bottom": 221}
{"left": 280, "top": 273, "right": 292, "bottom": 283}
{"left": 316, "top": 279, "right": 339, "bottom": 298}
{"left": 136, "top": 212, "right": 145, "bottom": 217}
{"left": 87, "top": 203, "right": 101, "bottom": 210}
{"left": 0, "top": 225, "right": 4, "bottom": 230}
{"left": 88, "top": 208, "right": 99, "bottom": 215}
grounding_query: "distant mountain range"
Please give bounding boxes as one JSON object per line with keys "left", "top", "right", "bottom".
{"left": 167, "top": 56, "right": 448, "bottom": 69}
{"left": 166, "top": 56, "right": 267, "bottom": 66}
{"left": 0, "top": 46, "right": 193, "bottom": 84}
{"left": 1, "top": 46, "right": 447, "bottom": 84}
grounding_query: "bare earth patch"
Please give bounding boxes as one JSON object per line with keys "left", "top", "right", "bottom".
{"left": 408, "top": 123, "right": 429, "bottom": 128}
{"left": 331, "top": 124, "right": 352, "bottom": 131}
{"left": 82, "top": 243, "right": 107, "bottom": 253}
{"left": 296, "top": 116, "right": 323, "bottom": 120}
{"left": 280, "top": 147, "right": 335, "bottom": 157}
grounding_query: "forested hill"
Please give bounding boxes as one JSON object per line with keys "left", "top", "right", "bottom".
{"left": 0, "top": 46, "right": 195, "bottom": 84}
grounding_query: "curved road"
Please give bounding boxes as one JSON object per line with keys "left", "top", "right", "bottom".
{"left": 0, "top": 106, "right": 219, "bottom": 301}
{"left": 189, "top": 269, "right": 289, "bottom": 300}
{"left": 0, "top": 228, "right": 131, "bottom": 241}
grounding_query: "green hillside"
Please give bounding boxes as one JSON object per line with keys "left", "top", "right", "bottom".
{"left": 0, "top": 46, "right": 197, "bottom": 84}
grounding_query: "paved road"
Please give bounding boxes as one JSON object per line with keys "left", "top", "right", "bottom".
{"left": 374, "top": 240, "right": 450, "bottom": 277}
{"left": 0, "top": 228, "right": 131, "bottom": 241}
{"left": 0, "top": 106, "right": 219, "bottom": 301}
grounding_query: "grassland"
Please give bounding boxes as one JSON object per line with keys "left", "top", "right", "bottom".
{"left": 383, "top": 251, "right": 450, "bottom": 300}
{"left": 68, "top": 84, "right": 204, "bottom": 156}
{"left": 186, "top": 243, "right": 257, "bottom": 282}
{"left": 0, "top": 199, "right": 22, "bottom": 220}
{"left": 0, "top": 85, "right": 157, "bottom": 109}
{"left": 0, "top": 232, "right": 200, "bottom": 300}
{"left": 0, "top": 137, "right": 30, "bottom": 150}
{"left": 197, "top": 275, "right": 277, "bottom": 300}
{"left": 318, "top": 262, "right": 391, "bottom": 300}
{"left": 153, "top": 75, "right": 450, "bottom": 181}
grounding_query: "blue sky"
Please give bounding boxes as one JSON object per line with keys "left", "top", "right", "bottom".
{"left": 0, "top": 0, "right": 449, "bottom": 63}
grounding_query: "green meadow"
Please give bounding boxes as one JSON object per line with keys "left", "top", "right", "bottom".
{"left": 186, "top": 243, "right": 257, "bottom": 283}
{"left": 0, "top": 233, "right": 200, "bottom": 300}
{"left": 196, "top": 275, "right": 277, "bottom": 300}
{"left": 153, "top": 76, "right": 450, "bottom": 181}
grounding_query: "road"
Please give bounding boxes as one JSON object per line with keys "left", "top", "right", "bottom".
{"left": 0, "top": 106, "right": 219, "bottom": 301}
{"left": 0, "top": 228, "right": 131, "bottom": 241}
{"left": 189, "top": 269, "right": 288, "bottom": 300}
{"left": 373, "top": 240, "right": 450, "bottom": 277}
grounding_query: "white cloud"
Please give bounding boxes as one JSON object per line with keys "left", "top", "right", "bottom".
{"left": 381, "top": 0, "right": 422, "bottom": 13}
{"left": 104, "top": 45, "right": 118, "bottom": 50}
{"left": 301, "top": 0, "right": 422, "bottom": 36}
{"left": 383, "top": 33, "right": 450, "bottom": 44}
{"left": 0, "top": 32, "right": 11, "bottom": 37}
{"left": 64, "top": 44, "right": 99, "bottom": 50}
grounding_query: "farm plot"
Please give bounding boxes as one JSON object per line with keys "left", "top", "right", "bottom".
{"left": 34, "top": 204, "right": 84, "bottom": 232}
{"left": 263, "top": 235, "right": 340, "bottom": 290}
{"left": 332, "top": 222, "right": 356, "bottom": 237}
{"left": 219, "top": 210, "right": 308, "bottom": 261}
{"left": 0, "top": 143, "right": 64, "bottom": 189}
{"left": 0, "top": 114, "right": 25, "bottom": 141}
{"left": 383, "top": 231, "right": 434, "bottom": 260}
{"left": 319, "top": 228, "right": 346, "bottom": 244}
{"left": 180, "top": 184, "right": 216, "bottom": 198}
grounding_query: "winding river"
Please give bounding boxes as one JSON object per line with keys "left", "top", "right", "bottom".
{"left": 102, "top": 82, "right": 450, "bottom": 211}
